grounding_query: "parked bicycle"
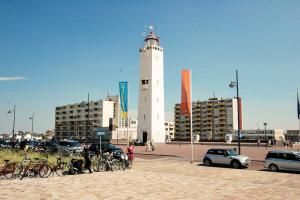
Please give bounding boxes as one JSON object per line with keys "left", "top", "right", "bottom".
{"left": 17, "top": 158, "right": 48, "bottom": 180}
{"left": 38, "top": 158, "right": 68, "bottom": 177}
{"left": 0, "top": 159, "right": 18, "bottom": 179}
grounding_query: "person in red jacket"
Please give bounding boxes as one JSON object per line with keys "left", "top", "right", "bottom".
{"left": 127, "top": 142, "right": 134, "bottom": 162}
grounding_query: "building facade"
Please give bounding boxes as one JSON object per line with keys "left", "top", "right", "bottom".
{"left": 165, "top": 122, "right": 175, "bottom": 142}
{"left": 174, "top": 98, "right": 241, "bottom": 141}
{"left": 137, "top": 30, "right": 165, "bottom": 143}
{"left": 285, "top": 130, "right": 300, "bottom": 143}
{"left": 232, "top": 129, "right": 285, "bottom": 142}
{"left": 55, "top": 99, "right": 114, "bottom": 141}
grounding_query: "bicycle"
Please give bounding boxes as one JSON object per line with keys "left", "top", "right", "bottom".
{"left": 38, "top": 158, "right": 68, "bottom": 177}
{"left": 0, "top": 159, "right": 18, "bottom": 179}
{"left": 18, "top": 158, "right": 47, "bottom": 180}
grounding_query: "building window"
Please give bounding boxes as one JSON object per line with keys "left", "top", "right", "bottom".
{"left": 141, "top": 79, "right": 149, "bottom": 85}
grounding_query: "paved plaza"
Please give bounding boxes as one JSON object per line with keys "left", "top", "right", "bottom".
{"left": 0, "top": 156, "right": 299, "bottom": 200}
{"left": 0, "top": 143, "right": 299, "bottom": 200}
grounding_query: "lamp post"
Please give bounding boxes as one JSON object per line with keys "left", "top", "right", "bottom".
{"left": 29, "top": 113, "right": 34, "bottom": 139}
{"left": 264, "top": 122, "right": 267, "bottom": 149}
{"left": 229, "top": 70, "right": 241, "bottom": 154}
{"left": 7, "top": 105, "right": 16, "bottom": 147}
{"left": 81, "top": 93, "right": 90, "bottom": 144}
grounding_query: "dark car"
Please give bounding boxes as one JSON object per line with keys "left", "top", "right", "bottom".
{"left": 0, "top": 140, "right": 10, "bottom": 148}
{"left": 19, "top": 140, "right": 40, "bottom": 150}
{"left": 89, "top": 143, "right": 123, "bottom": 156}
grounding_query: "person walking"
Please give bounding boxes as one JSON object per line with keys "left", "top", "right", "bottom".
{"left": 257, "top": 139, "right": 260, "bottom": 147}
{"left": 127, "top": 142, "right": 134, "bottom": 163}
{"left": 83, "top": 145, "right": 92, "bottom": 173}
{"left": 146, "top": 140, "right": 151, "bottom": 152}
{"left": 150, "top": 139, "right": 155, "bottom": 151}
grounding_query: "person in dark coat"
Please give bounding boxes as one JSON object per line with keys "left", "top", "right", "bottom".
{"left": 83, "top": 145, "right": 92, "bottom": 173}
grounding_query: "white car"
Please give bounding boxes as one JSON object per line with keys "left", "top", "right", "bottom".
{"left": 203, "top": 148, "right": 251, "bottom": 169}
{"left": 57, "top": 140, "right": 83, "bottom": 155}
{"left": 264, "top": 150, "right": 300, "bottom": 172}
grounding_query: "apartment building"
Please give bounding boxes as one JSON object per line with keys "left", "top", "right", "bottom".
{"left": 174, "top": 97, "right": 242, "bottom": 141}
{"left": 55, "top": 100, "right": 114, "bottom": 141}
{"left": 165, "top": 122, "right": 175, "bottom": 141}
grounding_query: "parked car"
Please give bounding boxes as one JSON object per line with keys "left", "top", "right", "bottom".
{"left": 0, "top": 140, "right": 10, "bottom": 148}
{"left": 57, "top": 140, "right": 83, "bottom": 155}
{"left": 19, "top": 140, "right": 40, "bottom": 150}
{"left": 203, "top": 148, "right": 251, "bottom": 169}
{"left": 264, "top": 150, "right": 300, "bottom": 172}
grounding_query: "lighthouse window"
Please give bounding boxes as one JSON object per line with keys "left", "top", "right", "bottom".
{"left": 141, "top": 79, "right": 149, "bottom": 85}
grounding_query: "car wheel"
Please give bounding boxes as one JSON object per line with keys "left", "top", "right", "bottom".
{"left": 232, "top": 160, "right": 241, "bottom": 169}
{"left": 203, "top": 158, "right": 212, "bottom": 166}
{"left": 269, "top": 164, "right": 278, "bottom": 172}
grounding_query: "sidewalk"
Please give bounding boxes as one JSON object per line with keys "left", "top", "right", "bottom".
{"left": 124, "top": 143, "right": 300, "bottom": 162}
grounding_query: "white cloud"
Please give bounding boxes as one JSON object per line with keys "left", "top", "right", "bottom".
{"left": 0, "top": 76, "right": 28, "bottom": 81}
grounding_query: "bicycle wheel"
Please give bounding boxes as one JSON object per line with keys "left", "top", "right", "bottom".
{"left": 97, "top": 161, "right": 106, "bottom": 172}
{"left": 92, "top": 160, "right": 99, "bottom": 172}
{"left": 3, "top": 163, "right": 16, "bottom": 179}
{"left": 121, "top": 161, "right": 126, "bottom": 171}
{"left": 12, "top": 164, "right": 23, "bottom": 179}
{"left": 55, "top": 162, "right": 68, "bottom": 176}
{"left": 127, "top": 161, "right": 132, "bottom": 169}
{"left": 111, "top": 160, "right": 120, "bottom": 171}
{"left": 39, "top": 164, "right": 50, "bottom": 178}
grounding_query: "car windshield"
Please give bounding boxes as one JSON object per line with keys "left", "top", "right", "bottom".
{"left": 106, "top": 143, "right": 115, "bottom": 149}
{"left": 69, "top": 141, "right": 80, "bottom": 147}
{"left": 226, "top": 149, "right": 238, "bottom": 156}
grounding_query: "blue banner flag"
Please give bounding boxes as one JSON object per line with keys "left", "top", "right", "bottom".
{"left": 119, "top": 81, "right": 128, "bottom": 118}
{"left": 297, "top": 90, "right": 300, "bottom": 119}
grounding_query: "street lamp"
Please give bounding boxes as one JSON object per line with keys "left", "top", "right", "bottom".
{"left": 264, "top": 122, "right": 267, "bottom": 149}
{"left": 7, "top": 105, "right": 16, "bottom": 147}
{"left": 81, "top": 93, "right": 90, "bottom": 144}
{"left": 229, "top": 70, "right": 241, "bottom": 154}
{"left": 29, "top": 113, "right": 34, "bottom": 139}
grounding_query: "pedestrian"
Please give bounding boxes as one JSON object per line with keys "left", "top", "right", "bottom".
{"left": 83, "top": 145, "right": 92, "bottom": 173}
{"left": 150, "top": 139, "right": 155, "bottom": 151}
{"left": 233, "top": 147, "right": 237, "bottom": 153}
{"left": 257, "top": 139, "right": 260, "bottom": 147}
{"left": 146, "top": 140, "right": 151, "bottom": 152}
{"left": 127, "top": 142, "right": 134, "bottom": 162}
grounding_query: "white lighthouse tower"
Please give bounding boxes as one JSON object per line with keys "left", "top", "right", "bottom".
{"left": 137, "top": 28, "right": 165, "bottom": 143}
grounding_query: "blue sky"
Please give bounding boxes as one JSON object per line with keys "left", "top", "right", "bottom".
{"left": 1, "top": 0, "right": 300, "bottom": 133}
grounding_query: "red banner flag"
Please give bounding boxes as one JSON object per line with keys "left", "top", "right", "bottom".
{"left": 181, "top": 69, "right": 191, "bottom": 116}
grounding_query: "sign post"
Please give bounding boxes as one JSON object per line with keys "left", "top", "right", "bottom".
{"left": 97, "top": 132, "right": 105, "bottom": 154}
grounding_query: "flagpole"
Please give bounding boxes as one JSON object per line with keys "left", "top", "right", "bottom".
{"left": 298, "top": 88, "right": 300, "bottom": 143}
{"left": 190, "top": 70, "right": 193, "bottom": 163}
{"left": 127, "top": 81, "right": 129, "bottom": 146}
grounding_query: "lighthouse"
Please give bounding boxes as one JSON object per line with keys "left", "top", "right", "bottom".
{"left": 137, "top": 29, "right": 165, "bottom": 143}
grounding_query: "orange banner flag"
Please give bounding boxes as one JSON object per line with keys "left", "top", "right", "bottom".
{"left": 181, "top": 69, "right": 191, "bottom": 116}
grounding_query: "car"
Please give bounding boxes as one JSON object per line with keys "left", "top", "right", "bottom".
{"left": 264, "top": 150, "right": 300, "bottom": 172}
{"left": 203, "top": 148, "right": 251, "bottom": 169}
{"left": 102, "top": 143, "right": 123, "bottom": 154}
{"left": 57, "top": 140, "right": 83, "bottom": 155}
{"left": 0, "top": 140, "right": 10, "bottom": 148}
{"left": 19, "top": 140, "right": 40, "bottom": 150}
